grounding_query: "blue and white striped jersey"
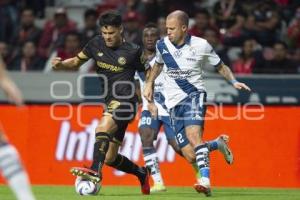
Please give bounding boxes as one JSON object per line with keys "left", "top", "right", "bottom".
{"left": 155, "top": 35, "right": 222, "bottom": 109}
{"left": 136, "top": 57, "right": 169, "bottom": 116}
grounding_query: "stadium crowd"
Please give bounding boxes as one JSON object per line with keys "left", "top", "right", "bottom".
{"left": 0, "top": 0, "right": 300, "bottom": 74}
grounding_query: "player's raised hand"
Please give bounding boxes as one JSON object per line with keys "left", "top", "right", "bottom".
{"left": 51, "top": 57, "right": 63, "bottom": 70}
{"left": 233, "top": 81, "right": 251, "bottom": 91}
{"left": 143, "top": 82, "right": 154, "bottom": 102}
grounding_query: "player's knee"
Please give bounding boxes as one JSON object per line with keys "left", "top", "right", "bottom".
{"left": 139, "top": 128, "right": 154, "bottom": 147}
{"left": 186, "top": 133, "right": 202, "bottom": 147}
{"left": 184, "top": 153, "right": 196, "bottom": 163}
{"left": 182, "top": 147, "right": 196, "bottom": 163}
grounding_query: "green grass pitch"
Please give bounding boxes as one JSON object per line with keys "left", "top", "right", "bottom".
{"left": 0, "top": 185, "right": 300, "bottom": 200}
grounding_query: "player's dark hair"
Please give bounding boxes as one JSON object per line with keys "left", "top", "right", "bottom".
{"left": 144, "top": 22, "right": 157, "bottom": 29}
{"left": 99, "top": 10, "right": 122, "bottom": 27}
{"left": 143, "top": 22, "right": 160, "bottom": 35}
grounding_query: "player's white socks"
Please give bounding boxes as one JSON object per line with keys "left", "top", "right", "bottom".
{"left": 0, "top": 144, "right": 36, "bottom": 200}
{"left": 143, "top": 148, "right": 164, "bottom": 185}
{"left": 194, "top": 144, "right": 210, "bottom": 188}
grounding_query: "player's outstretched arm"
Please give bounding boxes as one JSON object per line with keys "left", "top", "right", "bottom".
{"left": 51, "top": 56, "right": 86, "bottom": 71}
{"left": 143, "top": 62, "right": 163, "bottom": 102}
{"left": 0, "top": 56, "right": 24, "bottom": 106}
{"left": 217, "top": 63, "right": 251, "bottom": 91}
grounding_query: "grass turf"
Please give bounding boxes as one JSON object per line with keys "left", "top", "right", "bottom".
{"left": 0, "top": 185, "right": 300, "bottom": 200}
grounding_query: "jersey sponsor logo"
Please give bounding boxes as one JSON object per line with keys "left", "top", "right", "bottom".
{"left": 186, "top": 58, "right": 197, "bottom": 62}
{"left": 118, "top": 57, "right": 127, "bottom": 65}
{"left": 96, "top": 61, "right": 124, "bottom": 72}
{"left": 166, "top": 69, "right": 192, "bottom": 79}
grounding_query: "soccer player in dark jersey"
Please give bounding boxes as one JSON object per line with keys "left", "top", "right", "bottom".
{"left": 51, "top": 10, "right": 150, "bottom": 195}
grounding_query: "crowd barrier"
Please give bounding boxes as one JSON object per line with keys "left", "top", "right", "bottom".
{"left": 0, "top": 104, "right": 299, "bottom": 188}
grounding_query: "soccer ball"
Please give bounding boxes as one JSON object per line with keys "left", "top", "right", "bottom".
{"left": 75, "top": 177, "right": 100, "bottom": 195}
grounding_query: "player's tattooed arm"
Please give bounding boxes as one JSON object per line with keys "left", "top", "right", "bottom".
{"left": 217, "top": 63, "right": 251, "bottom": 91}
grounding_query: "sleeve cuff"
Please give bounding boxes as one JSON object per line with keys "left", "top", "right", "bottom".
{"left": 213, "top": 60, "right": 223, "bottom": 68}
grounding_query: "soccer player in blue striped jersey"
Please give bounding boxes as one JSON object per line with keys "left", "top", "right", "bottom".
{"left": 0, "top": 55, "right": 36, "bottom": 200}
{"left": 143, "top": 10, "right": 251, "bottom": 196}
{"left": 138, "top": 23, "right": 234, "bottom": 193}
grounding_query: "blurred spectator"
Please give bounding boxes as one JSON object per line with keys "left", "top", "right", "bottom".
{"left": 202, "top": 28, "right": 230, "bottom": 73}
{"left": 80, "top": 9, "right": 99, "bottom": 44}
{"left": 257, "top": 41, "right": 297, "bottom": 73}
{"left": 232, "top": 39, "right": 264, "bottom": 74}
{"left": 0, "top": 0, "right": 19, "bottom": 44}
{"left": 163, "top": 0, "right": 194, "bottom": 16}
{"left": 213, "top": 0, "right": 246, "bottom": 46}
{"left": 21, "top": 0, "right": 46, "bottom": 18}
{"left": 291, "top": 48, "right": 300, "bottom": 72}
{"left": 287, "top": 7, "right": 300, "bottom": 48}
{"left": 118, "top": 0, "right": 145, "bottom": 20}
{"left": 244, "top": 1, "right": 280, "bottom": 46}
{"left": 38, "top": 7, "right": 77, "bottom": 58}
{"left": 44, "top": 32, "right": 82, "bottom": 72}
{"left": 14, "top": 8, "right": 42, "bottom": 48}
{"left": 123, "top": 11, "right": 143, "bottom": 45}
{"left": 9, "top": 41, "right": 45, "bottom": 71}
{"left": 204, "top": 29, "right": 230, "bottom": 65}
{"left": 142, "top": 0, "right": 159, "bottom": 23}
{"left": 0, "top": 41, "right": 13, "bottom": 66}
{"left": 189, "top": 9, "right": 218, "bottom": 38}
{"left": 157, "top": 16, "right": 167, "bottom": 38}
{"left": 192, "top": 0, "right": 219, "bottom": 12}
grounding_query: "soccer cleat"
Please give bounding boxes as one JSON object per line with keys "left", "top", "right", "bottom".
{"left": 138, "top": 167, "right": 150, "bottom": 195}
{"left": 194, "top": 183, "right": 211, "bottom": 197}
{"left": 150, "top": 183, "right": 167, "bottom": 193}
{"left": 217, "top": 134, "right": 234, "bottom": 165}
{"left": 70, "top": 167, "right": 101, "bottom": 184}
{"left": 194, "top": 177, "right": 211, "bottom": 196}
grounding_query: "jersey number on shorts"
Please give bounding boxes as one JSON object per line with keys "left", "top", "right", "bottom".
{"left": 141, "top": 117, "right": 152, "bottom": 125}
{"left": 176, "top": 133, "right": 184, "bottom": 144}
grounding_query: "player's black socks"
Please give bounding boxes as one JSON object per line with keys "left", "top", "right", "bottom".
{"left": 90, "top": 132, "right": 111, "bottom": 173}
{"left": 107, "top": 154, "right": 145, "bottom": 178}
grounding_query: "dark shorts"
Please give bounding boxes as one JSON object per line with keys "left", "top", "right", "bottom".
{"left": 104, "top": 100, "right": 137, "bottom": 143}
